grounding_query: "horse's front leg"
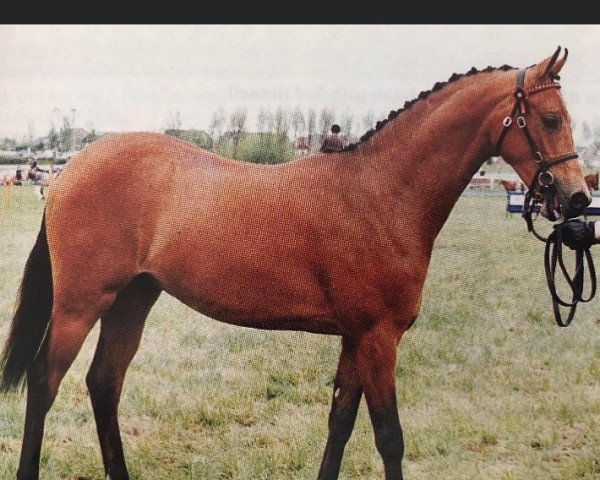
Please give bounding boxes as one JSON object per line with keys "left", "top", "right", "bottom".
{"left": 356, "top": 324, "right": 405, "bottom": 480}
{"left": 317, "top": 337, "right": 363, "bottom": 480}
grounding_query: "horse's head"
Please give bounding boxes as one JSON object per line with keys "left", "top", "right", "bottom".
{"left": 499, "top": 179, "right": 517, "bottom": 193}
{"left": 493, "top": 47, "right": 589, "bottom": 221}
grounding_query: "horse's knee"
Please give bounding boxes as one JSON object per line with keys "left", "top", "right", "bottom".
{"left": 374, "top": 422, "right": 404, "bottom": 459}
{"left": 328, "top": 383, "right": 361, "bottom": 432}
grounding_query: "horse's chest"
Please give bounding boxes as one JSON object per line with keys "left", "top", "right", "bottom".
{"left": 322, "top": 253, "right": 428, "bottom": 323}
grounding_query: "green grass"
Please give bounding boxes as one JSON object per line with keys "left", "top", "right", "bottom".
{"left": 1, "top": 187, "right": 600, "bottom": 479}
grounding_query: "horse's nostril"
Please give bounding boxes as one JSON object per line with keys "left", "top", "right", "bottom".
{"left": 567, "top": 191, "right": 591, "bottom": 217}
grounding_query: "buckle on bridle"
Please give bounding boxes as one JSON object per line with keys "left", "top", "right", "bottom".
{"left": 517, "top": 116, "right": 526, "bottom": 128}
{"left": 503, "top": 117, "right": 512, "bottom": 127}
{"left": 534, "top": 151, "right": 544, "bottom": 163}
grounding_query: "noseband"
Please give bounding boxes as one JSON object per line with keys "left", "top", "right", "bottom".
{"left": 494, "top": 68, "right": 594, "bottom": 327}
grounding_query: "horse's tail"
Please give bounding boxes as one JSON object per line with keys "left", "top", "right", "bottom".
{"left": 1, "top": 215, "right": 53, "bottom": 392}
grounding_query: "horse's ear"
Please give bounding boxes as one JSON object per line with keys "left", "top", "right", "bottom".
{"left": 533, "top": 46, "right": 568, "bottom": 80}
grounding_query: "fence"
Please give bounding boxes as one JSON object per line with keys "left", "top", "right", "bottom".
{"left": 504, "top": 191, "right": 600, "bottom": 217}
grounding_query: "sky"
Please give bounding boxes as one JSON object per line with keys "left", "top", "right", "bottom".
{"left": 2, "top": 25, "right": 600, "bottom": 144}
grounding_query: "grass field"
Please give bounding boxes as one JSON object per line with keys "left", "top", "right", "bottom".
{"left": 1, "top": 187, "right": 600, "bottom": 479}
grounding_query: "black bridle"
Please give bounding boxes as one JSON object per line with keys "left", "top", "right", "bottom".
{"left": 494, "top": 68, "right": 579, "bottom": 235}
{"left": 494, "top": 68, "right": 595, "bottom": 327}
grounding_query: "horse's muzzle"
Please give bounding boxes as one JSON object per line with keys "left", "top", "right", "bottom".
{"left": 565, "top": 191, "right": 592, "bottom": 218}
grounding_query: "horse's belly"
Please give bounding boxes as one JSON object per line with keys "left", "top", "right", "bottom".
{"left": 163, "top": 285, "right": 342, "bottom": 334}
{"left": 153, "top": 260, "right": 340, "bottom": 334}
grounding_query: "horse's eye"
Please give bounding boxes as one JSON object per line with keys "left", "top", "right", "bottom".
{"left": 541, "top": 114, "right": 561, "bottom": 131}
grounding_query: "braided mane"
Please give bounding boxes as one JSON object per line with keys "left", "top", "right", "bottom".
{"left": 324, "top": 64, "right": 516, "bottom": 154}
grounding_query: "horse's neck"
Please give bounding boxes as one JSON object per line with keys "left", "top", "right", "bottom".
{"left": 345, "top": 73, "right": 510, "bottom": 249}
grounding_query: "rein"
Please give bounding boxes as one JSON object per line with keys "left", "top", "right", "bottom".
{"left": 543, "top": 221, "right": 596, "bottom": 326}
{"left": 495, "top": 68, "right": 595, "bottom": 327}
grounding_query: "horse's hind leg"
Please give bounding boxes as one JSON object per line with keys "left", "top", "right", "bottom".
{"left": 317, "top": 337, "right": 363, "bottom": 480}
{"left": 18, "top": 300, "right": 113, "bottom": 479}
{"left": 86, "top": 274, "right": 161, "bottom": 480}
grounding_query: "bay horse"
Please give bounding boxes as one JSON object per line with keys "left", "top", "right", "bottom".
{"left": 1, "top": 48, "right": 591, "bottom": 480}
{"left": 585, "top": 171, "right": 599, "bottom": 191}
{"left": 499, "top": 179, "right": 526, "bottom": 192}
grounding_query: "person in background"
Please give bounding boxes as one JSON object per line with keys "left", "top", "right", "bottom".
{"left": 27, "top": 157, "right": 50, "bottom": 200}
{"left": 28, "top": 157, "right": 46, "bottom": 174}
{"left": 320, "top": 124, "right": 344, "bottom": 152}
{"left": 11, "top": 168, "right": 23, "bottom": 186}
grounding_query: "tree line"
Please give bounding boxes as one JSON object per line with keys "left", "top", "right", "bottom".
{"left": 164, "top": 107, "right": 378, "bottom": 164}
{"left": 3, "top": 111, "right": 600, "bottom": 166}
{"left": 0, "top": 112, "right": 99, "bottom": 160}
{"left": 0, "top": 107, "right": 379, "bottom": 165}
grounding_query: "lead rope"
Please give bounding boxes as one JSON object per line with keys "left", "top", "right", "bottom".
{"left": 543, "top": 219, "right": 597, "bottom": 327}
{"left": 522, "top": 181, "right": 597, "bottom": 327}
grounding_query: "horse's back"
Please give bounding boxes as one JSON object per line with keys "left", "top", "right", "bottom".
{"left": 48, "top": 131, "right": 236, "bottom": 211}
{"left": 46, "top": 131, "right": 314, "bottom": 267}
